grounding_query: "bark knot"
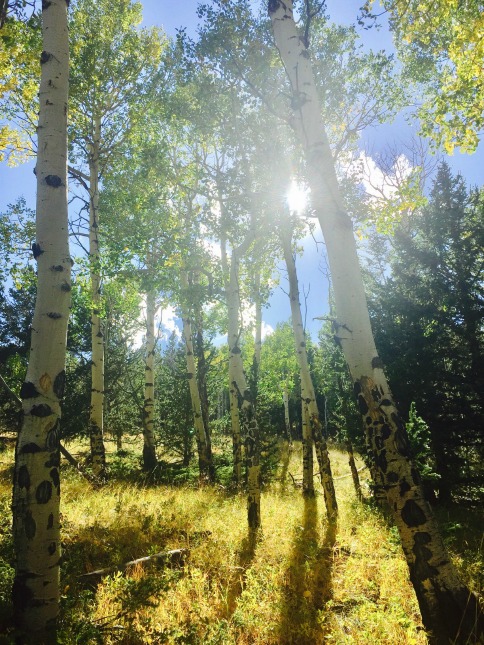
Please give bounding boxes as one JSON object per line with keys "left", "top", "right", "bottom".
{"left": 40, "top": 50, "right": 52, "bottom": 64}
{"left": 45, "top": 175, "right": 64, "bottom": 188}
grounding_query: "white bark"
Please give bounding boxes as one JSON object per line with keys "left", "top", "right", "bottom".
{"left": 181, "top": 271, "right": 212, "bottom": 480}
{"left": 281, "top": 224, "right": 337, "bottom": 516}
{"left": 142, "top": 288, "right": 157, "bottom": 470}
{"left": 227, "top": 232, "right": 261, "bottom": 529}
{"left": 12, "top": 1, "right": 69, "bottom": 640}
{"left": 252, "top": 268, "right": 262, "bottom": 411}
{"left": 269, "top": 2, "right": 483, "bottom": 639}
{"left": 301, "top": 395, "right": 314, "bottom": 495}
{"left": 220, "top": 222, "right": 242, "bottom": 484}
{"left": 282, "top": 383, "right": 292, "bottom": 443}
{"left": 88, "top": 114, "right": 106, "bottom": 477}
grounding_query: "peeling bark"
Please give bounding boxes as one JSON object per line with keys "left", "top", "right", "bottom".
{"left": 269, "top": 2, "right": 484, "bottom": 640}
{"left": 12, "top": 1, "right": 70, "bottom": 640}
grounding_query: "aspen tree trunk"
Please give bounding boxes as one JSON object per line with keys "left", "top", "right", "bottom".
{"left": 251, "top": 268, "right": 262, "bottom": 412}
{"left": 181, "top": 272, "right": 213, "bottom": 481}
{"left": 283, "top": 383, "right": 292, "bottom": 444}
{"left": 193, "top": 275, "right": 214, "bottom": 481}
{"left": 281, "top": 224, "right": 337, "bottom": 517}
{"left": 227, "top": 233, "right": 261, "bottom": 529}
{"left": 220, "top": 220, "right": 242, "bottom": 484}
{"left": 346, "top": 440, "right": 362, "bottom": 501}
{"left": 269, "top": 2, "right": 483, "bottom": 640}
{"left": 142, "top": 289, "right": 157, "bottom": 470}
{"left": 335, "top": 375, "right": 361, "bottom": 499}
{"left": 194, "top": 298, "right": 210, "bottom": 433}
{"left": 88, "top": 115, "right": 106, "bottom": 478}
{"left": 301, "top": 398, "right": 314, "bottom": 495}
{"left": 12, "top": 2, "right": 69, "bottom": 640}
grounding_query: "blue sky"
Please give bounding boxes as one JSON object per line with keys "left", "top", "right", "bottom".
{"left": 1, "top": 0, "right": 483, "bottom": 339}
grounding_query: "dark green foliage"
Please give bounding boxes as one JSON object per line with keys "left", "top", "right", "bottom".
{"left": 406, "top": 402, "right": 440, "bottom": 501}
{"left": 368, "top": 163, "right": 484, "bottom": 503}
{"left": 0, "top": 269, "right": 35, "bottom": 365}
{"left": 0, "top": 495, "right": 14, "bottom": 633}
{"left": 155, "top": 333, "right": 194, "bottom": 466}
{"left": 314, "top": 319, "right": 363, "bottom": 451}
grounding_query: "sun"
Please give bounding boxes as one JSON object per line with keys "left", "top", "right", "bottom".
{"left": 286, "top": 180, "right": 308, "bottom": 215}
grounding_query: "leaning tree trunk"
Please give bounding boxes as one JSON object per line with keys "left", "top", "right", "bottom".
{"left": 227, "top": 232, "right": 261, "bottom": 530}
{"left": 181, "top": 271, "right": 213, "bottom": 481}
{"left": 346, "top": 440, "right": 362, "bottom": 501}
{"left": 142, "top": 288, "right": 157, "bottom": 470}
{"left": 88, "top": 114, "right": 106, "bottom": 478}
{"left": 281, "top": 223, "right": 337, "bottom": 517}
{"left": 269, "top": 2, "right": 483, "bottom": 641}
{"left": 12, "top": 2, "right": 69, "bottom": 641}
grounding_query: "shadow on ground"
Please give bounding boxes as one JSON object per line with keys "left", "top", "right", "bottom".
{"left": 225, "top": 527, "right": 258, "bottom": 616}
{"left": 277, "top": 495, "right": 337, "bottom": 644}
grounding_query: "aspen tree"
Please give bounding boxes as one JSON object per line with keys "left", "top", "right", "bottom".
{"left": 12, "top": 0, "right": 69, "bottom": 641}
{"left": 280, "top": 220, "right": 337, "bottom": 517}
{"left": 226, "top": 228, "right": 261, "bottom": 529}
{"left": 68, "top": 0, "right": 164, "bottom": 474}
{"left": 282, "top": 384, "right": 292, "bottom": 444}
{"left": 219, "top": 193, "right": 243, "bottom": 485}
{"left": 180, "top": 270, "right": 213, "bottom": 481}
{"left": 142, "top": 287, "right": 157, "bottom": 470}
{"left": 87, "top": 114, "right": 106, "bottom": 477}
{"left": 268, "top": 1, "right": 483, "bottom": 641}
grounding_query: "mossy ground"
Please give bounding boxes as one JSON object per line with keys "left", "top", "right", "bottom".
{"left": 0, "top": 439, "right": 481, "bottom": 644}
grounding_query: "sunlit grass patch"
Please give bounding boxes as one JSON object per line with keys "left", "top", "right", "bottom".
{"left": 0, "top": 441, "right": 481, "bottom": 643}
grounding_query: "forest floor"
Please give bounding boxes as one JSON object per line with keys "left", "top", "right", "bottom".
{"left": 0, "top": 439, "right": 482, "bottom": 644}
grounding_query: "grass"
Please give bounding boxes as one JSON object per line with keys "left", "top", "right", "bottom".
{"left": 0, "top": 439, "right": 482, "bottom": 644}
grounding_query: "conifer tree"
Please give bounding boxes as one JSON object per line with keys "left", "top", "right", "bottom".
{"left": 268, "top": 2, "right": 483, "bottom": 641}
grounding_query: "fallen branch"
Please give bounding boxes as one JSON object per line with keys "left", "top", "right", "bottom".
{"left": 0, "top": 373, "right": 21, "bottom": 404}
{"left": 78, "top": 548, "right": 189, "bottom": 581}
{"left": 0, "top": 434, "right": 16, "bottom": 444}
{"left": 59, "top": 444, "right": 99, "bottom": 485}
{"left": 334, "top": 465, "right": 367, "bottom": 481}
{"left": 288, "top": 471, "right": 302, "bottom": 488}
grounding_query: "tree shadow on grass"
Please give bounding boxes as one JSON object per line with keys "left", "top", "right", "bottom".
{"left": 277, "top": 496, "right": 337, "bottom": 644}
{"left": 279, "top": 440, "right": 292, "bottom": 493}
{"left": 58, "top": 519, "right": 187, "bottom": 642}
{"left": 225, "top": 527, "right": 259, "bottom": 616}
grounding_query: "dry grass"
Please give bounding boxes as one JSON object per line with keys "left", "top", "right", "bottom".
{"left": 0, "top": 440, "right": 481, "bottom": 644}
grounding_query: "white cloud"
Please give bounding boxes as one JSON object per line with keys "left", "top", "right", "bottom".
{"left": 261, "top": 321, "right": 274, "bottom": 339}
{"left": 159, "top": 304, "right": 182, "bottom": 340}
{"left": 201, "top": 237, "right": 222, "bottom": 259}
{"left": 130, "top": 300, "right": 181, "bottom": 350}
{"left": 348, "top": 151, "right": 413, "bottom": 203}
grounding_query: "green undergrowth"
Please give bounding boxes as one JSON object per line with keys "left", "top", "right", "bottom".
{"left": 0, "top": 442, "right": 482, "bottom": 644}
